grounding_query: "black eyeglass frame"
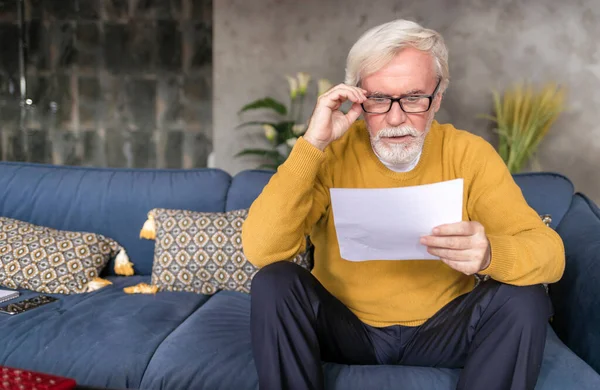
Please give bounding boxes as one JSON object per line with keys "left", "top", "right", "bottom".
{"left": 361, "top": 78, "right": 442, "bottom": 114}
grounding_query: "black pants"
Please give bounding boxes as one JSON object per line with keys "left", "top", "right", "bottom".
{"left": 250, "top": 262, "right": 552, "bottom": 390}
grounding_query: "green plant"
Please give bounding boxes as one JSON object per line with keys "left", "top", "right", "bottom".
{"left": 235, "top": 73, "right": 333, "bottom": 170}
{"left": 481, "top": 82, "right": 566, "bottom": 173}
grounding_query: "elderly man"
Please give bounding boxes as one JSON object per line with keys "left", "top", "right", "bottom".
{"left": 242, "top": 19, "right": 564, "bottom": 390}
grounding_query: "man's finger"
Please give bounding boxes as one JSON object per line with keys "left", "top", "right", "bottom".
{"left": 432, "top": 221, "right": 475, "bottom": 236}
{"left": 426, "top": 247, "right": 472, "bottom": 261}
{"left": 322, "top": 88, "right": 364, "bottom": 110}
{"left": 439, "top": 258, "right": 478, "bottom": 275}
{"left": 335, "top": 84, "right": 368, "bottom": 100}
{"left": 322, "top": 84, "right": 365, "bottom": 103}
{"left": 420, "top": 235, "right": 471, "bottom": 250}
{"left": 345, "top": 103, "right": 363, "bottom": 123}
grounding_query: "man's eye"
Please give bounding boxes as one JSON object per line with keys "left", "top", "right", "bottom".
{"left": 404, "top": 96, "right": 422, "bottom": 103}
{"left": 369, "top": 98, "right": 389, "bottom": 103}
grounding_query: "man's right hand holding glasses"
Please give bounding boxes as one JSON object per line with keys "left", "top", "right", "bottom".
{"left": 303, "top": 84, "right": 368, "bottom": 152}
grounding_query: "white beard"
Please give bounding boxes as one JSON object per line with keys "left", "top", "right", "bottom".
{"left": 369, "top": 117, "right": 433, "bottom": 166}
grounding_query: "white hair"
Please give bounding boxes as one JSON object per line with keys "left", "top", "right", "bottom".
{"left": 345, "top": 19, "right": 449, "bottom": 93}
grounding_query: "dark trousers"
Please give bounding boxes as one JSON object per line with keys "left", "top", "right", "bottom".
{"left": 250, "top": 262, "right": 552, "bottom": 390}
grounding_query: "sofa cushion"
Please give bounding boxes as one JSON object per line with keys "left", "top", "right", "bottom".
{"left": 0, "top": 276, "right": 210, "bottom": 389}
{"left": 324, "top": 326, "right": 600, "bottom": 390}
{"left": 0, "top": 162, "right": 232, "bottom": 276}
{"left": 145, "top": 208, "right": 312, "bottom": 294}
{"left": 0, "top": 216, "right": 124, "bottom": 293}
{"left": 140, "top": 291, "right": 600, "bottom": 390}
{"left": 139, "top": 291, "right": 258, "bottom": 390}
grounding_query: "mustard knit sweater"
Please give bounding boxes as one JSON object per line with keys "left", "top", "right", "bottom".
{"left": 242, "top": 120, "right": 565, "bottom": 327}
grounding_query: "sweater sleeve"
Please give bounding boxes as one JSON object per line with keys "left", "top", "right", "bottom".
{"left": 241, "top": 136, "right": 331, "bottom": 268}
{"left": 465, "top": 139, "right": 565, "bottom": 285}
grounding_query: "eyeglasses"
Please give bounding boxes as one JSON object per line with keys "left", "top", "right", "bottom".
{"left": 361, "top": 78, "right": 442, "bottom": 114}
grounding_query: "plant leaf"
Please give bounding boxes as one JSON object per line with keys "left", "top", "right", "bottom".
{"left": 273, "top": 121, "right": 295, "bottom": 133}
{"left": 234, "top": 148, "right": 282, "bottom": 158}
{"left": 239, "top": 98, "right": 288, "bottom": 115}
{"left": 491, "top": 81, "right": 565, "bottom": 173}
{"left": 477, "top": 114, "right": 498, "bottom": 123}
{"left": 257, "top": 163, "right": 280, "bottom": 170}
{"left": 235, "top": 121, "right": 278, "bottom": 129}
{"left": 272, "top": 121, "right": 296, "bottom": 143}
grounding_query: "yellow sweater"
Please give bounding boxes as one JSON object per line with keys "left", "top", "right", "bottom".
{"left": 242, "top": 120, "right": 565, "bottom": 327}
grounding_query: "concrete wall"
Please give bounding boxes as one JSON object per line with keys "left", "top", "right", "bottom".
{"left": 0, "top": 0, "right": 212, "bottom": 168}
{"left": 214, "top": 0, "right": 600, "bottom": 203}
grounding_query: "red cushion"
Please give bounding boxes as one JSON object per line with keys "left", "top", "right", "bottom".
{"left": 0, "top": 366, "right": 76, "bottom": 390}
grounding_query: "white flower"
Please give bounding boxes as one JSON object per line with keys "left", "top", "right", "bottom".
{"left": 318, "top": 79, "right": 333, "bottom": 96}
{"left": 297, "top": 72, "right": 311, "bottom": 95}
{"left": 286, "top": 75, "right": 299, "bottom": 99}
{"left": 286, "top": 137, "right": 298, "bottom": 148}
{"left": 263, "top": 124, "right": 277, "bottom": 142}
{"left": 292, "top": 124, "right": 307, "bottom": 135}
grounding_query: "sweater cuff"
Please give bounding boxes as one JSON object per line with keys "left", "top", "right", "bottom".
{"left": 280, "top": 136, "right": 326, "bottom": 180}
{"left": 479, "top": 235, "right": 517, "bottom": 281}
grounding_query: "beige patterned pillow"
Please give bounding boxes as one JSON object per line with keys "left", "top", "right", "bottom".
{"left": 0, "top": 216, "right": 133, "bottom": 294}
{"left": 135, "top": 208, "right": 313, "bottom": 295}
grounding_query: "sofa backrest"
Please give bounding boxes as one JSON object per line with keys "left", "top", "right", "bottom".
{"left": 0, "top": 162, "right": 232, "bottom": 275}
{"left": 229, "top": 170, "right": 575, "bottom": 230}
{"left": 225, "top": 170, "right": 274, "bottom": 211}
{"left": 0, "top": 162, "right": 575, "bottom": 276}
{"left": 512, "top": 172, "right": 574, "bottom": 229}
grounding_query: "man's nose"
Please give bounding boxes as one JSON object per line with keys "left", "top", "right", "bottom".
{"left": 386, "top": 101, "right": 407, "bottom": 126}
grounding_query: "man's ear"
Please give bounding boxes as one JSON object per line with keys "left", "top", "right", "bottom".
{"left": 433, "top": 93, "right": 443, "bottom": 113}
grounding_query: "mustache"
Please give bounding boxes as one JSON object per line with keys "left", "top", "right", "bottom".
{"left": 373, "top": 126, "right": 419, "bottom": 142}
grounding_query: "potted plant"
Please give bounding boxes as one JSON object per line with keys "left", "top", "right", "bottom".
{"left": 482, "top": 82, "right": 566, "bottom": 173}
{"left": 235, "top": 72, "right": 332, "bottom": 170}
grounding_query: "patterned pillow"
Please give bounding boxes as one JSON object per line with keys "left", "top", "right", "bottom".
{"left": 131, "top": 208, "right": 313, "bottom": 295}
{"left": 0, "top": 216, "right": 134, "bottom": 294}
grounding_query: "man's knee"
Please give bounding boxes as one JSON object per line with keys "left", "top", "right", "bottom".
{"left": 251, "top": 261, "right": 308, "bottom": 298}
{"left": 496, "top": 284, "right": 551, "bottom": 328}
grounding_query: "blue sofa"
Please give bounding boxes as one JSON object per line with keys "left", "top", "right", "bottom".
{"left": 0, "top": 161, "right": 599, "bottom": 390}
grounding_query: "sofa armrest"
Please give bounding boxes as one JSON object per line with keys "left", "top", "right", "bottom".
{"left": 551, "top": 193, "right": 600, "bottom": 373}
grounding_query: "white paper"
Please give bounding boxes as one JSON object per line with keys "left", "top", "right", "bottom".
{"left": 330, "top": 179, "right": 463, "bottom": 261}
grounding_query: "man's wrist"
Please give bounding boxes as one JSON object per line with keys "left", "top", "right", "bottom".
{"left": 302, "top": 134, "right": 328, "bottom": 151}
{"left": 480, "top": 243, "right": 492, "bottom": 271}
{"left": 280, "top": 137, "right": 326, "bottom": 181}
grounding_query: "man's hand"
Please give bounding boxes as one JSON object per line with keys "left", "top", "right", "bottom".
{"left": 303, "top": 84, "right": 367, "bottom": 151}
{"left": 420, "top": 221, "right": 491, "bottom": 275}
